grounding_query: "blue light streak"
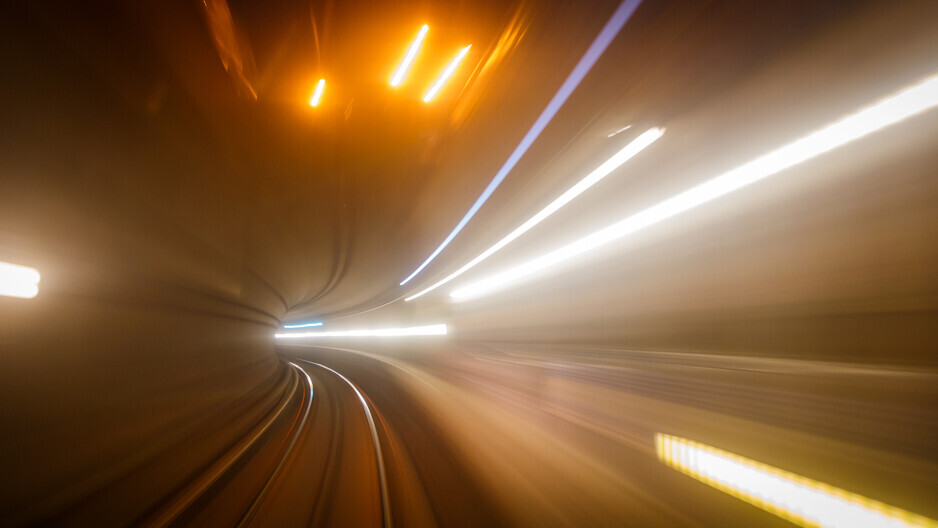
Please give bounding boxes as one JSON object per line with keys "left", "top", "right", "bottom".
{"left": 399, "top": 0, "right": 646, "bottom": 286}
{"left": 283, "top": 321, "right": 323, "bottom": 329}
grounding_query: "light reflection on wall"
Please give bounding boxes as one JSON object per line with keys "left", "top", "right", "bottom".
{"left": 655, "top": 433, "right": 938, "bottom": 528}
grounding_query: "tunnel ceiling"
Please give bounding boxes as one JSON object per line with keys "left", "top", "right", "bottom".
{"left": 3, "top": 0, "right": 926, "bottom": 326}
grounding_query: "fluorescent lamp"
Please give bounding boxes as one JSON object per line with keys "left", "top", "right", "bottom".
{"left": 0, "top": 261, "right": 40, "bottom": 299}
{"left": 283, "top": 321, "right": 323, "bottom": 329}
{"left": 406, "top": 128, "right": 663, "bottom": 301}
{"left": 423, "top": 45, "right": 472, "bottom": 103}
{"left": 390, "top": 25, "right": 429, "bottom": 87}
{"left": 309, "top": 78, "right": 325, "bottom": 107}
{"left": 275, "top": 323, "right": 447, "bottom": 338}
{"left": 656, "top": 433, "right": 937, "bottom": 528}
{"left": 451, "top": 73, "right": 938, "bottom": 300}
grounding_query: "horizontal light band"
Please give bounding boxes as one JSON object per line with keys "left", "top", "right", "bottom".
{"left": 406, "top": 128, "right": 663, "bottom": 301}
{"left": 283, "top": 321, "right": 323, "bottom": 329}
{"left": 656, "top": 433, "right": 937, "bottom": 528}
{"left": 275, "top": 324, "right": 447, "bottom": 338}
{"left": 423, "top": 45, "right": 472, "bottom": 103}
{"left": 309, "top": 78, "right": 325, "bottom": 107}
{"left": 390, "top": 24, "right": 429, "bottom": 87}
{"left": 451, "top": 72, "right": 938, "bottom": 300}
{"left": 0, "top": 261, "right": 40, "bottom": 299}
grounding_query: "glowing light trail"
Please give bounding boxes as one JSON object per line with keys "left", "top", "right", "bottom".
{"left": 451, "top": 72, "right": 938, "bottom": 300}
{"left": 656, "top": 433, "right": 938, "bottom": 528}
{"left": 399, "top": 0, "right": 647, "bottom": 285}
{"left": 275, "top": 324, "right": 447, "bottom": 338}
{"left": 390, "top": 25, "right": 429, "bottom": 87}
{"left": 423, "top": 45, "right": 472, "bottom": 103}
{"left": 406, "top": 128, "right": 663, "bottom": 301}
{"left": 0, "top": 261, "right": 40, "bottom": 299}
{"left": 309, "top": 78, "right": 325, "bottom": 107}
{"left": 283, "top": 321, "right": 323, "bottom": 329}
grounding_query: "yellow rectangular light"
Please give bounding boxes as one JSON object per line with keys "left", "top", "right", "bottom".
{"left": 656, "top": 433, "right": 937, "bottom": 528}
{"left": 390, "top": 25, "right": 429, "bottom": 87}
{"left": 423, "top": 45, "right": 471, "bottom": 103}
{"left": 309, "top": 78, "right": 325, "bottom": 107}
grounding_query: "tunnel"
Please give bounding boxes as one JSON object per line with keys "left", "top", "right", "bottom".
{"left": 1, "top": 0, "right": 937, "bottom": 526}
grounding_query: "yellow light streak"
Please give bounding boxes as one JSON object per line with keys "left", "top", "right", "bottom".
{"left": 309, "top": 78, "right": 325, "bottom": 107}
{"left": 390, "top": 24, "right": 429, "bottom": 87}
{"left": 423, "top": 45, "right": 472, "bottom": 103}
{"left": 655, "top": 433, "right": 938, "bottom": 528}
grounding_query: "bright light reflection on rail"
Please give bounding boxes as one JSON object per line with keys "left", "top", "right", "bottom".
{"left": 398, "top": 0, "right": 647, "bottom": 286}
{"left": 451, "top": 72, "right": 938, "bottom": 300}
{"left": 406, "top": 128, "right": 663, "bottom": 301}
{"left": 275, "top": 324, "right": 447, "bottom": 338}
{"left": 390, "top": 24, "right": 429, "bottom": 87}
{"left": 0, "top": 260, "right": 40, "bottom": 299}
{"left": 656, "top": 433, "right": 938, "bottom": 528}
{"left": 423, "top": 45, "right": 472, "bottom": 103}
{"left": 283, "top": 321, "right": 323, "bottom": 329}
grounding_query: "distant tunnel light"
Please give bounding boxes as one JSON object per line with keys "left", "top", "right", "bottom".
{"left": 0, "top": 261, "right": 40, "bottom": 299}
{"left": 275, "top": 324, "right": 447, "bottom": 338}
{"left": 451, "top": 72, "right": 938, "bottom": 300}
{"left": 406, "top": 127, "right": 664, "bottom": 301}
{"left": 390, "top": 24, "right": 429, "bottom": 87}
{"left": 423, "top": 45, "right": 472, "bottom": 103}
{"left": 399, "top": 0, "right": 646, "bottom": 286}
{"left": 309, "top": 78, "right": 325, "bottom": 107}
{"left": 656, "top": 434, "right": 938, "bottom": 528}
{"left": 283, "top": 321, "right": 323, "bottom": 329}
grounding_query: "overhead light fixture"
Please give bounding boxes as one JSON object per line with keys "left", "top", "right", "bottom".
{"left": 406, "top": 127, "right": 664, "bottom": 301}
{"left": 390, "top": 24, "right": 429, "bottom": 87}
{"left": 309, "top": 78, "right": 325, "bottom": 107}
{"left": 398, "top": 0, "right": 646, "bottom": 286}
{"left": 423, "top": 45, "right": 472, "bottom": 103}
{"left": 656, "top": 433, "right": 937, "bottom": 528}
{"left": 451, "top": 72, "right": 938, "bottom": 300}
{"left": 275, "top": 323, "right": 447, "bottom": 338}
{"left": 0, "top": 260, "right": 40, "bottom": 299}
{"left": 283, "top": 321, "right": 323, "bottom": 329}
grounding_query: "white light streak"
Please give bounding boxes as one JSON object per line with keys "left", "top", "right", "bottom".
{"left": 275, "top": 324, "right": 447, "bottom": 339}
{"left": 451, "top": 73, "right": 938, "bottom": 300}
{"left": 656, "top": 433, "right": 937, "bottom": 528}
{"left": 607, "top": 124, "right": 632, "bottom": 137}
{"left": 423, "top": 45, "right": 472, "bottom": 103}
{"left": 406, "top": 128, "right": 664, "bottom": 301}
{"left": 283, "top": 321, "right": 323, "bottom": 329}
{"left": 390, "top": 25, "right": 429, "bottom": 87}
{"left": 0, "top": 261, "right": 40, "bottom": 299}
{"left": 309, "top": 78, "right": 325, "bottom": 107}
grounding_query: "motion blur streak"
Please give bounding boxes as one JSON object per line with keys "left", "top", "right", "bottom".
{"left": 282, "top": 321, "right": 323, "bottom": 329}
{"left": 0, "top": 260, "right": 40, "bottom": 299}
{"left": 406, "top": 127, "right": 663, "bottom": 301}
{"left": 422, "top": 45, "right": 472, "bottom": 103}
{"left": 309, "top": 78, "right": 325, "bottom": 107}
{"left": 398, "top": 0, "right": 646, "bottom": 286}
{"left": 274, "top": 324, "right": 447, "bottom": 338}
{"left": 451, "top": 72, "right": 938, "bottom": 300}
{"left": 656, "top": 434, "right": 938, "bottom": 528}
{"left": 390, "top": 24, "right": 428, "bottom": 87}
